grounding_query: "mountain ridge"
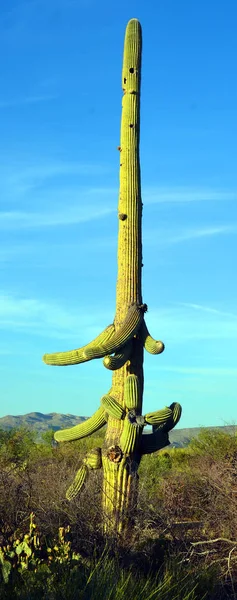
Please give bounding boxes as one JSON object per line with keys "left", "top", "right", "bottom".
{"left": 0, "top": 412, "right": 235, "bottom": 447}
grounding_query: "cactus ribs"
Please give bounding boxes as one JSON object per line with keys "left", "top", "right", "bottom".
{"left": 43, "top": 19, "right": 182, "bottom": 535}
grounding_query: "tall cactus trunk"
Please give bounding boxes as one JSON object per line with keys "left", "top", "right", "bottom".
{"left": 43, "top": 18, "right": 182, "bottom": 540}
{"left": 102, "top": 19, "right": 143, "bottom": 534}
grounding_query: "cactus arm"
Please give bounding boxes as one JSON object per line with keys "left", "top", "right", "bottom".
{"left": 43, "top": 324, "right": 115, "bottom": 366}
{"left": 66, "top": 464, "right": 88, "bottom": 500}
{"left": 141, "top": 403, "right": 182, "bottom": 454}
{"left": 124, "top": 374, "right": 141, "bottom": 411}
{"left": 103, "top": 340, "right": 133, "bottom": 371}
{"left": 66, "top": 448, "right": 102, "bottom": 501}
{"left": 84, "top": 303, "right": 147, "bottom": 360}
{"left": 141, "top": 403, "right": 182, "bottom": 453}
{"left": 83, "top": 447, "right": 102, "bottom": 469}
{"left": 140, "top": 321, "right": 164, "bottom": 355}
{"left": 101, "top": 395, "right": 125, "bottom": 420}
{"left": 144, "top": 406, "right": 173, "bottom": 425}
{"left": 54, "top": 406, "right": 106, "bottom": 442}
{"left": 153, "top": 402, "right": 182, "bottom": 433}
{"left": 140, "top": 430, "right": 170, "bottom": 454}
{"left": 120, "top": 412, "right": 144, "bottom": 454}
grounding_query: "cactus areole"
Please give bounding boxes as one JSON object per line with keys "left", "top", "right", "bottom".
{"left": 43, "top": 19, "right": 182, "bottom": 535}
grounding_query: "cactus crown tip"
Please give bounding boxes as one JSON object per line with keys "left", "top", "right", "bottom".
{"left": 127, "top": 17, "right": 140, "bottom": 23}
{"left": 126, "top": 18, "right": 141, "bottom": 31}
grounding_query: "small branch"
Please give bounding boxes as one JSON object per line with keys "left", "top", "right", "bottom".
{"left": 191, "top": 538, "right": 237, "bottom": 546}
{"left": 228, "top": 546, "right": 237, "bottom": 569}
{"left": 226, "top": 546, "right": 237, "bottom": 600}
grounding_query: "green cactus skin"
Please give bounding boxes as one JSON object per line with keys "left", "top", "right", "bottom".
{"left": 54, "top": 406, "right": 106, "bottom": 442}
{"left": 100, "top": 18, "right": 144, "bottom": 533}
{"left": 66, "top": 464, "right": 88, "bottom": 500}
{"left": 101, "top": 395, "right": 125, "bottom": 420}
{"left": 43, "top": 323, "right": 115, "bottom": 366}
{"left": 124, "top": 374, "right": 141, "bottom": 411}
{"left": 144, "top": 406, "right": 173, "bottom": 426}
{"left": 140, "top": 321, "right": 165, "bottom": 355}
{"left": 153, "top": 402, "right": 182, "bottom": 433}
{"left": 83, "top": 447, "right": 102, "bottom": 470}
{"left": 43, "top": 19, "right": 182, "bottom": 535}
{"left": 103, "top": 340, "right": 133, "bottom": 370}
{"left": 84, "top": 303, "right": 146, "bottom": 360}
{"left": 102, "top": 455, "right": 138, "bottom": 534}
{"left": 120, "top": 414, "right": 143, "bottom": 454}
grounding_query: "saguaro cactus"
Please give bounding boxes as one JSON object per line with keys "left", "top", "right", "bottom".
{"left": 43, "top": 18, "right": 182, "bottom": 534}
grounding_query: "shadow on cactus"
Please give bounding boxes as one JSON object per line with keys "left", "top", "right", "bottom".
{"left": 42, "top": 18, "right": 182, "bottom": 536}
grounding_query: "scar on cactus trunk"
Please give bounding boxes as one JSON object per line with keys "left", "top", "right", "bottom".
{"left": 43, "top": 19, "right": 182, "bottom": 536}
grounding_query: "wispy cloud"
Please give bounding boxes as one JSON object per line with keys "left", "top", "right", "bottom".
{"left": 144, "top": 187, "right": 237, "bottom": 204}
{"left": 16, "top": 163, "right": 110, "bottom": 179}
{"left": 144, "top": 224, "right": 237, "bottom": 246}
{"left": 0, "top": 293, "right": 111, "bottom": 341}
{"left": 0, "top": 205, "right": 114, "bottom": 229}
{"left": 2, "top": 163, "right": 237, "bottom": 237}
{"left": 178, "top": 302, "right": 237, "bottom": 320}
{"left": 2, "top": 161, "right": 112, "bottom": 198}
{"left": 165, "top": 224, "right": 237, "bottom": 244}
{"left": 1, "top": 158, "right": 115, "bottom": 229}
{"left": 0, "top": 237, "right": 116, "bottom": 265}
{"left": 0, "top": 151, "right": 116, "bottom": 230}
{"left": 159, "top": 365, "right": 237, "bottom": 376}
{"left": 146, "top": 302, "right": 237, "bottom": 344}
{"left": 3, "top": 164, "right": 236, "bottom": 204}
{"left": 0, "top": 94, "right": 58, "bottom": 109}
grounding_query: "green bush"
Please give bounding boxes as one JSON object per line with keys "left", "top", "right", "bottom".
{"left": 0, "top": 427, "right": 236, "bottom": 598}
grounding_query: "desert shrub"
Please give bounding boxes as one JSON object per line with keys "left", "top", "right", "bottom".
{"left": 188, "top": 428, "right": 237, "bottom": 459}
{"left": 0, "top": 518, "right": 221, "bottom": 600}
{"left": 0, "top": 427, "right": 236, "bottom": 598}
{"left": 0, "top": 428, "right": 38, "bottom": 467}
{"left": 136, "top": 429, "right": 237, "bottom": 588}
{"left": 0, "top": 429, "right": 104, "bottom": 556}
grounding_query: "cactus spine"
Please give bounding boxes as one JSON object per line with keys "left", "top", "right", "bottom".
{"left": 43, "top": 19, "right": 182, "bottom": 536}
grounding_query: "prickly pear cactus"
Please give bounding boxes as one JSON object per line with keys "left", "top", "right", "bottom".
{"left": 43, "top": 19, "right": 182, "bottom": 535}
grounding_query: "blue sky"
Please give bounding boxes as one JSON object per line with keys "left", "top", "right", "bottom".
{"left": 0, "top": 0, "right": 236, "bottom": 429}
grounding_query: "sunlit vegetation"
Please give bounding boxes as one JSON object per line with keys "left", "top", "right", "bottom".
{"left": 0, "top": 427, "right": 236, "bottom": 598}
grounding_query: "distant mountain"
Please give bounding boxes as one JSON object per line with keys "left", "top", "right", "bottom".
{"left": 0, "top": 412, "right": 86, "bottom": 438}
{"left": 169, "top": 425, "right": 236, "bottom": 447}
{"left": 0, "top": 412, "right": 235, "bottom": 447}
